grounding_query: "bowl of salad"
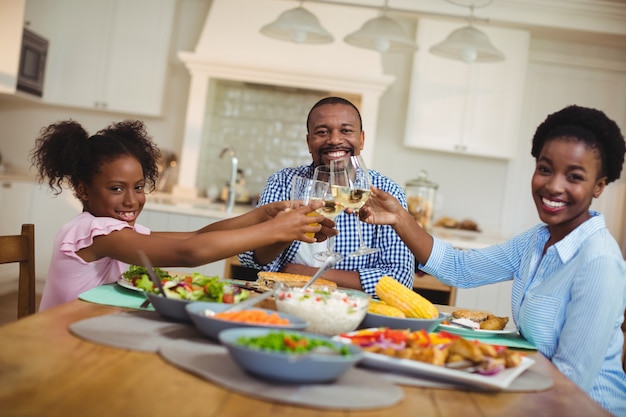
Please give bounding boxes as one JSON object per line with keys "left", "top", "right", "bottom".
{"left": 122, "top": 266, "right": 251, "bottom": 322}
{"left": 218, "top": 327, "right": 363, "bottom": 383}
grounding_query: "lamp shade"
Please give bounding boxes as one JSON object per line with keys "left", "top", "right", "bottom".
{"left": 429, "top": 25, "right": 504, "bottom": 63}
{"left": 344, "top": 15, "right": 417, "bottom": 53}
{"left": 260, "top": 7, "right": 333, "bottom": 44}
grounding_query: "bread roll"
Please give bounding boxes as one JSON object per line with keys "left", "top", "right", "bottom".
{"left": 256, "top": 271, "right": 337, "bottom": 292}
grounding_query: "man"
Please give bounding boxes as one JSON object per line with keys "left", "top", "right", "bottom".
{"left": 239, "top": 97, "right": 414, "bottom": 295}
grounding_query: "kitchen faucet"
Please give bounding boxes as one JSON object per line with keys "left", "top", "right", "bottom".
{"left": 219, "top": 146, "right": 238, "bottom": 213}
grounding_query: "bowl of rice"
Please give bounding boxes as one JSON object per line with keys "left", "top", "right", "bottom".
{"left": 274, "top": 284, "right": 370, "bottom": 336}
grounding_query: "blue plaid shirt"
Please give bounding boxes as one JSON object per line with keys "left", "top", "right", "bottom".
{"left": 239, "top": 163, "right": 415, "bottom": 295}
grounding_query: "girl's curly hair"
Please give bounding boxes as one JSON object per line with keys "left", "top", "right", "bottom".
{"left": 30, "top": 119, "right": 161, "bottom": 195}
{"left": 531, "top": 105, "right": 625, "bottom": 184}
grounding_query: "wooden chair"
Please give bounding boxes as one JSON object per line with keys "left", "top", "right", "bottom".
{"left": 0, "top": 224, "right": 36, "bottom": 318}
{"left": 223, "top": 255, "right": 259, "bottom": 281}
{"left": 622, "top": 309, "right": 626, "bottom": 373}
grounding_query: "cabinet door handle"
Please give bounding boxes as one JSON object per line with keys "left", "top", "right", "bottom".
{"left": 2, "top": 182, "right": 11, "bottom": 189}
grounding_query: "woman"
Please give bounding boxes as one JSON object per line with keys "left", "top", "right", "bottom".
{"left": 360, "top": 105, "right": 626, "bottom": 416}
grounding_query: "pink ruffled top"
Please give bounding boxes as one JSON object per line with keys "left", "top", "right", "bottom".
{"left": 39, "top": 212, "right": 150, "bottom": 311}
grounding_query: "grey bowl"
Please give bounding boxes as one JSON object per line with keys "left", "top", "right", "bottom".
{"left": 185, "top": 301, "right": 308, "bottom": 341}
{"left": 218, "top": 327, "right": 363, "bottom": 384}
{"left": 359, "top": 311, "right": 447, "bottom": 332}
{"left": 145, "top": 292, "right": 193, "bottom": 323}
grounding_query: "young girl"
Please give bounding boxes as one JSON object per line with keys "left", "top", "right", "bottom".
{"left": 360, "top": 105, "right": 626, "bottom": 416}
{"left": 31, "top": 119, "right": 328, "bottom": 311}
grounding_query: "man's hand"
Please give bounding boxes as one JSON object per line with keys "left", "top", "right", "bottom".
{"left": 314, "top": 217, "right": 338, "bottom": 242}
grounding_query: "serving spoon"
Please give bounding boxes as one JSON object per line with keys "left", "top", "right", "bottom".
{"left": 138, "top": 250, "right": 167, "bottom": 308}
{"left": 301, "top": 253, "right": 342, "bottom": 291}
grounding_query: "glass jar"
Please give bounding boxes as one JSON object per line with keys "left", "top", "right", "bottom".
{"left": 405, "top": 170, "right": 438, "bottom": 232}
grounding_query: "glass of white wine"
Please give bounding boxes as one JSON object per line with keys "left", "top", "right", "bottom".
{"left": 334, "top": 155, "right": 379, "bottom": 257}
{"left": 312, "top": 164, "right": 348, "bottom": 261}
{"left": 290, "top": 175, "right": 329, "bottom": 239}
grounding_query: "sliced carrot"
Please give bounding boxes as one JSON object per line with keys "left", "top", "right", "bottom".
{"left": 213, "top": 309, "right": 290, "bottom": 325}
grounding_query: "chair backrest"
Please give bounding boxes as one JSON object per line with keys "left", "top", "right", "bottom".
{"left": 622, "top": 308, "right": 626, "bottom": 373}
{"left": 0, "top": 224, "right": 36, "bottom": 318}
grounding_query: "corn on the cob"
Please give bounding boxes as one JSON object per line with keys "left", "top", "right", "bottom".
{"left": 368, "top": 300, "right": 406, "bottom": 318}
{"left": 375, "top": 276, "right": 439, "bottom": 319}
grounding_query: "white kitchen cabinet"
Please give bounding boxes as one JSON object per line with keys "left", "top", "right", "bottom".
{"left": 0, "top": 0, "right": 26, "bottom": 95}
{"left": 0, "top": 179, "right": 34, "bottom": 293}
{"left": 29, "top": 184, "right": 81, "bottom": 283}
{"left": 139, "top": 209, "right": 226, "bottom": 278}
{"left": 404, "top": 18, "right": 530, "bottom": 159}
{"left": 454, "top": 281, "right": 513, "bottom": 318}
{"left": 0, "top": 179, "right": 33, "bottom": 236}
{"left": 434, "top": 232, "right": 513, "bottom": 317}
{"left": 26, "top": 0, "right": 175, "bottom": 116}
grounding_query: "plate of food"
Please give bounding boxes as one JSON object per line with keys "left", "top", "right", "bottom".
{"left": 116, "top": 277, "right": 142, "bottom": 292}
{"left": 337, "top": 328, "right": 533, "bottom": 391}
{"left": 437, "top": 309, "right": 518, "bottom": 338}
{"left": 117, "top": 265, "right": 251, "bottom": 303}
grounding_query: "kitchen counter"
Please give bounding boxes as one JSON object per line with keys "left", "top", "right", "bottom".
{"left": 432, "top": 227, "right": 508, "bottom": 249}
{"left": 144, "top": 193, "right": 253, "bottom": 219}
{"left": 0, "top": 171, "right": 36, "bottom": 182}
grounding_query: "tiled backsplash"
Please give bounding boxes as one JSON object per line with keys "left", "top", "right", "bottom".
{"left": 195, "top": 80, "right": 332, "bottom": 199}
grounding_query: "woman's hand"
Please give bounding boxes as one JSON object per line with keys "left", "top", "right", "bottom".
{"left": 359, "top": 186, "right": 404, "bottom": 226}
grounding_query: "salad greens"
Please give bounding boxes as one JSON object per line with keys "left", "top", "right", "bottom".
{"left": 236, "top": 331, "right": 351, "bottom": 356}
{"left": 121, "top": 265, "right": 250, "bottom": 303}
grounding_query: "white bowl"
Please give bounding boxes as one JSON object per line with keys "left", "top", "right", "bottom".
{"left": 185, "top": 301, "right": 307, "bottom": 341}
{"left": 274, "top": 285, "right": 370, "bottom": 336}
{"left": 218, "top": 327, "right": 363, "bottom": 383}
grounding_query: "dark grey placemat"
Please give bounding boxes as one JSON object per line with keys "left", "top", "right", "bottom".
{"left": 69, "top": 310, "right": 202, "bottom": 352}
{"left": 158, "top": 338, "right": 404, "bottom": 410}
{"left": 69, "top": 311, "right": 552, "bottom": 394}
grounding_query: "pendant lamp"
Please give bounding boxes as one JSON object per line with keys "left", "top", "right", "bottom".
{"left": 260, "top": 5, "right": 333, "bottom": 44}
{"left": 429, "top": 1, "right": 504, "bottom": 63}
{"left": 429, "top": 24, "right": 504, "bottom": 63}
{"left": 344, "top": 15, "right": 417, "bottom": 53}
{"left": 344, "top": 0, "right": 417, "bottom": 53}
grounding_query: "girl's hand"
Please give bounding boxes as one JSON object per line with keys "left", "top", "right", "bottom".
{"left": 261, "top": 200, "right": 291, "bottom": 219}
{"left": 272, "top": 202, "right": 326, "bottom": 243}
{"left": 359, "top": 186, "right": 403, "bottom": 226}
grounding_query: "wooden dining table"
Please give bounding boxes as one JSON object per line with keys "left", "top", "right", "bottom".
{"left": 0, "top": 299, "right": 611, "bottom": 417}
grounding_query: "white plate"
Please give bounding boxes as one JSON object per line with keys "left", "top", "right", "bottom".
{"left": 358, "top": 350, "right": 534, "bottom": 391}
{"left": 116, "top": 278, "right": 143, "bottom": 292}
{"left": 335, "top": 330, "right": 534, "bottom": 390}
{"left": 437, "top": 323, "right": 519, "bottom": 338}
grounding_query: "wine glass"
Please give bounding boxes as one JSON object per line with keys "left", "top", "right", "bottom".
{"left": 290, "top": 175, "right": 329, "bottom": 239}
{"left": 312, "top": 165, "right": 348, "bottom": 261}
{"left": 335, "top": 155, "right": 379, "bottom": 257}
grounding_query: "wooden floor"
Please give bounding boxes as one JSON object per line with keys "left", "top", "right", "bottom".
{"left": 0, "top": 292, "right": 42, "bottom": 326}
